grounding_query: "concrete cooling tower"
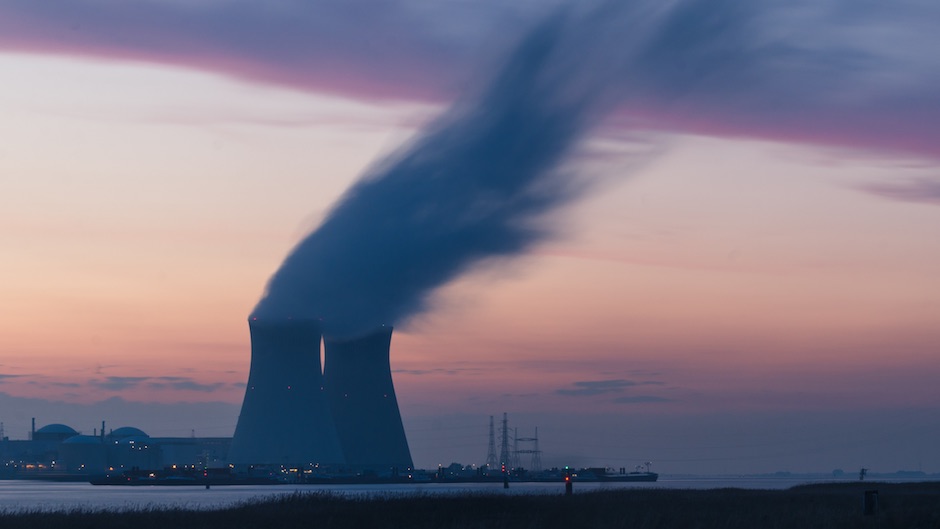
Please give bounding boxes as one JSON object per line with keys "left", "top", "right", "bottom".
{"left": 324, "top": 327, "right": 413, "bottom": 471}
{"left": 229, "top": 318, "right": 344, "bottom": 466}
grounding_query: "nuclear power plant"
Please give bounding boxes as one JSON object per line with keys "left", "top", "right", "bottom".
{"left": 324, "top": 327, "right": 412, "bottom": 470}
{"left": 230, "top": 318, "right": 412, "bottom": 472}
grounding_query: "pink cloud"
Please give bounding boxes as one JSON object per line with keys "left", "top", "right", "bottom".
{"left": 1, "top": 1, "right": 938, "bottom": 160}
{"left": 0, "top": 1, "right": 462, "bottom": 101}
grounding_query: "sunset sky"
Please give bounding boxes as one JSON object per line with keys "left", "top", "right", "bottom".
{"left": 1, "top": 1, "right": 938, "bottom": 474}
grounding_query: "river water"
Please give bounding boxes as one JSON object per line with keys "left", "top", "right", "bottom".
{"left": 0, "top": 477, "right": 874, "bottom": 512}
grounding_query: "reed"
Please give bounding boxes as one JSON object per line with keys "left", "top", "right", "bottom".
{"left": 2, "top": 481, "right": 938, "bottom": 529}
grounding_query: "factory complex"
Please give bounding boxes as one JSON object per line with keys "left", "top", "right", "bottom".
{"left": 229, "top": 318, "right": 413, "bottom": 473}
{"left": 2, "top": 317, "right": 415, "bottom": 481}
{"left": 0, "top": 420, "right": 230, "bottom": 480}
{"left": 2, "top": 320, "right": 634, "bottom": 484}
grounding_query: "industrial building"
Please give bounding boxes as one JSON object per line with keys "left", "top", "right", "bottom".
{"left": 230, "top": 318, "right": 413, "bottom": 473}
{"left": 4, "top": 317, "right": 414, "bottom": 476}
{"left": 229, "top": 318, "right": 343, "bottom": 466}
{"left": 0, "top": 420, "right": 230, "bottom": 479}
{"left": 324, "top": 327, "right": 412, "bottom": 471}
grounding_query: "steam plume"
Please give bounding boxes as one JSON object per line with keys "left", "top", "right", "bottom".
{"left": 251, "top": 4, "right": 667, "bottom": 337}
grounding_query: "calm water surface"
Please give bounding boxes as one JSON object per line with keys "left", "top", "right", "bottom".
{"left": 0, "top": 477, "right": 866, "bottom": 512}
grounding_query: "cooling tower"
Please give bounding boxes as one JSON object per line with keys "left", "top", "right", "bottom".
{"left": 323, "top": 327, "right": 413, "bottom": 472}
{"left": 229, "top": 317, "right": 344, "bottom": 466}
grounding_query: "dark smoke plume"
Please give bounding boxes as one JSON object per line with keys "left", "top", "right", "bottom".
{"left": 252, "top": 4, "right": 665, "bottom": 337}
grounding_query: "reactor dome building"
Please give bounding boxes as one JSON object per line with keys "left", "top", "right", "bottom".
{"left": 229, "top": 318, "right": 412, "bottom": 471}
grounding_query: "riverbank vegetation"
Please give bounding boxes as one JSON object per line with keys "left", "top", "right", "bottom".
{"left": 2, "top": 481, "right": 938, "bottom": 528}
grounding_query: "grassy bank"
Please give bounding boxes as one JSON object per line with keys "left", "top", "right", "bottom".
{"left": 2, "top": 481, "right": 938, "bottom": 529}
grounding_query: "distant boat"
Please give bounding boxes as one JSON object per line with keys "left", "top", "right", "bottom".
{"left": 579, "top": 467, "right": 658, "bottom": 482}
{"left": 596, "top": 471, "right": 658, "bottom": 482}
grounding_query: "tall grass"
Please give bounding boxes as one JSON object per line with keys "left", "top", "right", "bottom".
{"left": 1, "top": 482, "right": 938, "bottom": 529}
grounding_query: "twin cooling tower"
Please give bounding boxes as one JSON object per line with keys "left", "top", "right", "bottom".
{"left": 229, "top": 318, "right": 413, "bottom": 471}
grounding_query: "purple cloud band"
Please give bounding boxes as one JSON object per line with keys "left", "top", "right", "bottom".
{"left": 1, "top": 0, "right": 938, "bottom": 159}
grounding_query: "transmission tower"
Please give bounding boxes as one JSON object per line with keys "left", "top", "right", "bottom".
{"left": 532, "top": 427, "right": 542, "bottom": 471}
{"left": 499, "top": 412, "right": 511, "bottom": 470}
{"left": 515, "top": 427, "right": 542, "bottom": 472}
{"left": 485, "top": 415, "right": 498, "bottom": 469}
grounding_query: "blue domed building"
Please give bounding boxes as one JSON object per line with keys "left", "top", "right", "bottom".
{"left": 33, "top": 423, "right": 78, "bottom": 443}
